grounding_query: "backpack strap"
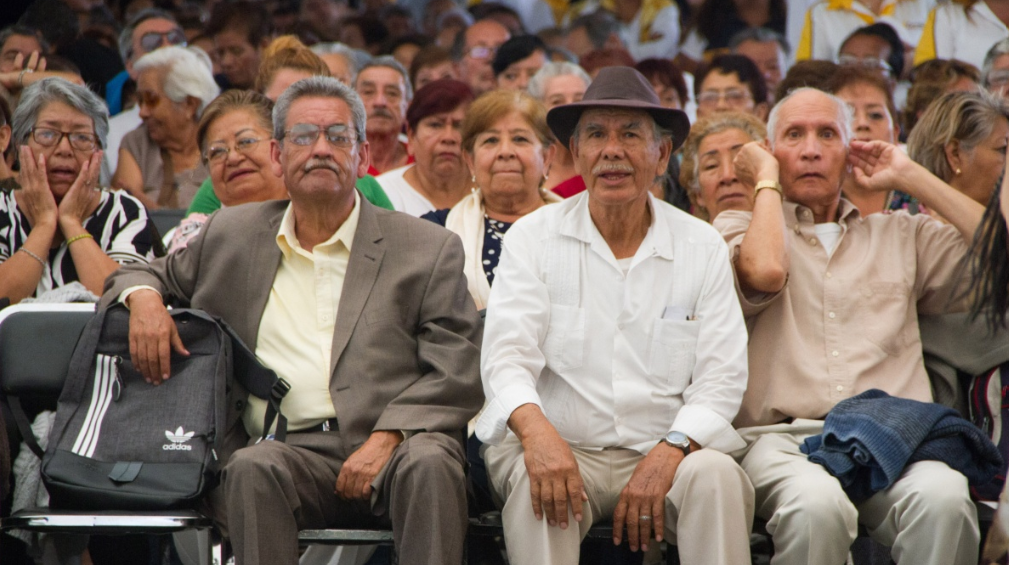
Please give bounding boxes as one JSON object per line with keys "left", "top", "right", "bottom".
{"left": 5, "top": 396, "right": 44, "bottom": 459}
{"left": 215, "top": 317, "right": 291, "bottom": 442}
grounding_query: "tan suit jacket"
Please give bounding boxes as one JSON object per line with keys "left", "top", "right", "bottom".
{"left": 101, "top": 197, "right": 483, "bottom": 458}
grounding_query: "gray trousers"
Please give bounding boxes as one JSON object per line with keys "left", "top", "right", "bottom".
{"left": 212, "top": 430, "right": 469, "bottom": 565}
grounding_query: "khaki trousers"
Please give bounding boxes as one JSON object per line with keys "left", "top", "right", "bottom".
{"left": 486, "top": 436, "right": 755, "bottom": 565}
{"left": 737, "top": 421, "right": 979, "bottom": 565}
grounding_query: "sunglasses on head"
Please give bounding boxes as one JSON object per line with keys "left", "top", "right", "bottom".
{"left": 138, "top": 29, "right": 187, "bottom": 56}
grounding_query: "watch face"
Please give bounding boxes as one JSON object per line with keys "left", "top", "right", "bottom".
{"left": 665, "top": 431, "right": 689, "bottom": 445}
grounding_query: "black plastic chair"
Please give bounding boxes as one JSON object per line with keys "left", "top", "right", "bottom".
{"left": 0, "top": 304, "right": 222, "bottom": 565}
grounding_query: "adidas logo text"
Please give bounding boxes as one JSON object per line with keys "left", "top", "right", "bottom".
{"left": 163, "top": 426, "right": 195, "bottom": 452}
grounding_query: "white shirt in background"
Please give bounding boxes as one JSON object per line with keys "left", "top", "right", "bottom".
{"left": 375, "top": 165, "right": 436, "bottom": 217}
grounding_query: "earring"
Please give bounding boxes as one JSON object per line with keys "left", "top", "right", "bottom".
{"left": 956, "top": 168, "right": 962, "bottom": 175}
{"left": 472, "top": 174, "right": 476, "bottom": 183}
{"left": 543, "top": 172, "right": 549, "bottom": 180}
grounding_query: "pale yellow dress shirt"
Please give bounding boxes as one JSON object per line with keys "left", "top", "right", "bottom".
{"left": 243, "top": 194, "right": 361, "bottom": 437}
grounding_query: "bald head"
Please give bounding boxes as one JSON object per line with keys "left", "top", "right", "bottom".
{"left": 768, "top": 88, "right": 852, "bottom": 150}
{"left": 767, "top": 88, "right": 854, "bottom": 210}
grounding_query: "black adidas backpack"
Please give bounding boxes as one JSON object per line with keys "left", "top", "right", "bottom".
{"left": 40, "top": 305, "right": 288, "bottom": 511}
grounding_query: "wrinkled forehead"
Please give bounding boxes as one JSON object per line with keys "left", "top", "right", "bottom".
{"left": 285, "top": 95, "right": 354, "bottom": 128}
{"left": 772, "top": 91, "right": 847, "bottom": 138}
{"left": 578, "top": 107, "right": 655, "bottom": 132}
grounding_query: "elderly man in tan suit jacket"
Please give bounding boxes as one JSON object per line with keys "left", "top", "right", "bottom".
{"left": 100, "top": 76, "right": 483, "bottom": 565}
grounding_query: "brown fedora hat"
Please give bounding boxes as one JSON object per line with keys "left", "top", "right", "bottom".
{"left": 547, "top": 66, "right": 691, "bottom": 151}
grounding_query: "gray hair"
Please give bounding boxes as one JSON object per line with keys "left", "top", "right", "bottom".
{"left": 728, "top": 27, "right": 791, "bottom": 55}
{"left": 766, "top": 87, "right": 853, "bottom": 150}
{"left": 12, "top": 77, "right": 109, "bottom": 150}
{"left": 982, "top": 38, "right": 1009, "bottom": 88}
{"left": 356, "top": 55, "right": 414, "bottom": 101}
{"left": 527, "top": 62, "right": 591, "bottom": 101}
{"left": 133, "top": 45, "right": 220, "bottom": 116}
{"left": 679, "top": 112, "right": 767, "bottom": 195}
{"left": 907, "top": 89, "right": 1009, "bottom": 182}
{"left": 273, "top": 75, "right": 368, "bottom": 145}
{"left": 117, "top": 8, "right": 177, "bottom": 63}
{"left": 311, "top": 42, "right": 371, "bottom": 83}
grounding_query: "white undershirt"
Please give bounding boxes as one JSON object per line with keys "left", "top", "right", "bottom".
{"left": 814, "top": 223, "right": 843, "bottom": 255}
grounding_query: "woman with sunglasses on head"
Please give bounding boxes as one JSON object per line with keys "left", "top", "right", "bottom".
{"left": 111, "top": 45, "right": 220, "bottom": 210}
{"left": 0, "top": 78, "right": 157, "bottom": 304}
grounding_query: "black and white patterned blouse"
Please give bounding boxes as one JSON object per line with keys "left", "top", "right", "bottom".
{"left": 421, "top": 209, "right": 514, "bottom": 285}
{"left": 0, "top": 189, "right": 157, "bottom": 297}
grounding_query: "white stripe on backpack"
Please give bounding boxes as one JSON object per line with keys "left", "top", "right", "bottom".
{"left": 71, "top": 354, "right": 116, "bottom": 458}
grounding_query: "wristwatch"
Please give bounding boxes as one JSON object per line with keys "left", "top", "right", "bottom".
{"left": 661, "top": 431, "right": 691, "bottom": 456}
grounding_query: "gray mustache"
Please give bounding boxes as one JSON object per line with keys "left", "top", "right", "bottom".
{"left": 370, "top": 109, "right": 395, "bottom": 120}
{"left": 304, "top": 159, "right": 341, "bottom": 174}
{"left": 591, "top": 163, "right": 634, "bottom": 175}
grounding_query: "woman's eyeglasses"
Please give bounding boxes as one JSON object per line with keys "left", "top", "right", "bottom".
{"left": 29, "top": 127, "right": 99, "bottom": 151}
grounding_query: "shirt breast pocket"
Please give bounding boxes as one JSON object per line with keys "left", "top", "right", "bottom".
{"left": 542, "top": 304, "right": 585, "bottom": 372}
{"left": 858, "top": 281, "right": 913, "bottom": 356}
{"left": 648, "top": 318, "right": 700, "bottom": 393}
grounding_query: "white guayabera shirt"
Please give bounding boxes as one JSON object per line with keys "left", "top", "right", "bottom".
{"left": 477, "top": 192, "right": 749, "bottom": 455}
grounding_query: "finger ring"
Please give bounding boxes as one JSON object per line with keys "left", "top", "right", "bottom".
{"left": 639, "top": 516, "right": 651, "bottom": 521}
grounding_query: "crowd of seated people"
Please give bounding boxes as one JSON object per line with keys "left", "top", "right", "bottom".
{"left": 3, "top": 0, "right": 1009, "bottom": 564}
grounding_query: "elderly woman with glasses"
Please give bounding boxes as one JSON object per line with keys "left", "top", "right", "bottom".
{"left": 112, "top": 45, "right": 220, "bottom": 210}
{"left": 0, "top": 78, "right": 157, "bottom": 304}
{"left": 694, "top": 54, "right": 769, "bottom": 121}
{"left": 167, "top": 90, "right": 288, "bottom": 252}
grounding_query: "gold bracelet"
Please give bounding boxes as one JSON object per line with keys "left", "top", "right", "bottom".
{"left": 754, "top": 180, "right": 783, "bottom": 199}
{"left": 17, "top": 247, "right": 45, "bottom": 268}
{"left": 66, "top": 233, "right": 94, "bottom": 246}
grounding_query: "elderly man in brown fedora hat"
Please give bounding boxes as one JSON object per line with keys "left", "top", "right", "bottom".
{"left": 476, "top": 66, "right": 755, "bottom": 565}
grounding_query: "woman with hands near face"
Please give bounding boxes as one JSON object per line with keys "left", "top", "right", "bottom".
{"left": 0, "top": 78, "right": 157, "bottom": 304}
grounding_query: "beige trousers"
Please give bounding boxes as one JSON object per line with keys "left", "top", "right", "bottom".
{"left": 485, "top": 436, "right": 755, "bottom": 565}
{"left": 737, "top": 421, "right": 979, "bottom": 565}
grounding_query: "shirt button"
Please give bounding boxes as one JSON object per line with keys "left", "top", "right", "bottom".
{"left": 826, "top": 272, "right": 832, "bottom": 278}
{"left": 617, "top": 323, "right": 625, "bottom": 330}
{"left": 832, "top": 350, "right": 839, "bottom": 357}
{"left": 836, "top": 385, "right": 844, "bottom": 392}
{"left": 828, "top": 312, "right": 836, "bottom": 319}
{"left": 809, "top": 238, "right": 817, "bottom": 245}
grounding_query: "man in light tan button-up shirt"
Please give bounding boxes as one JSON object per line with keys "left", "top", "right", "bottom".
{"left": 713, "top": 87, "right": 988, "bottom": 565}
